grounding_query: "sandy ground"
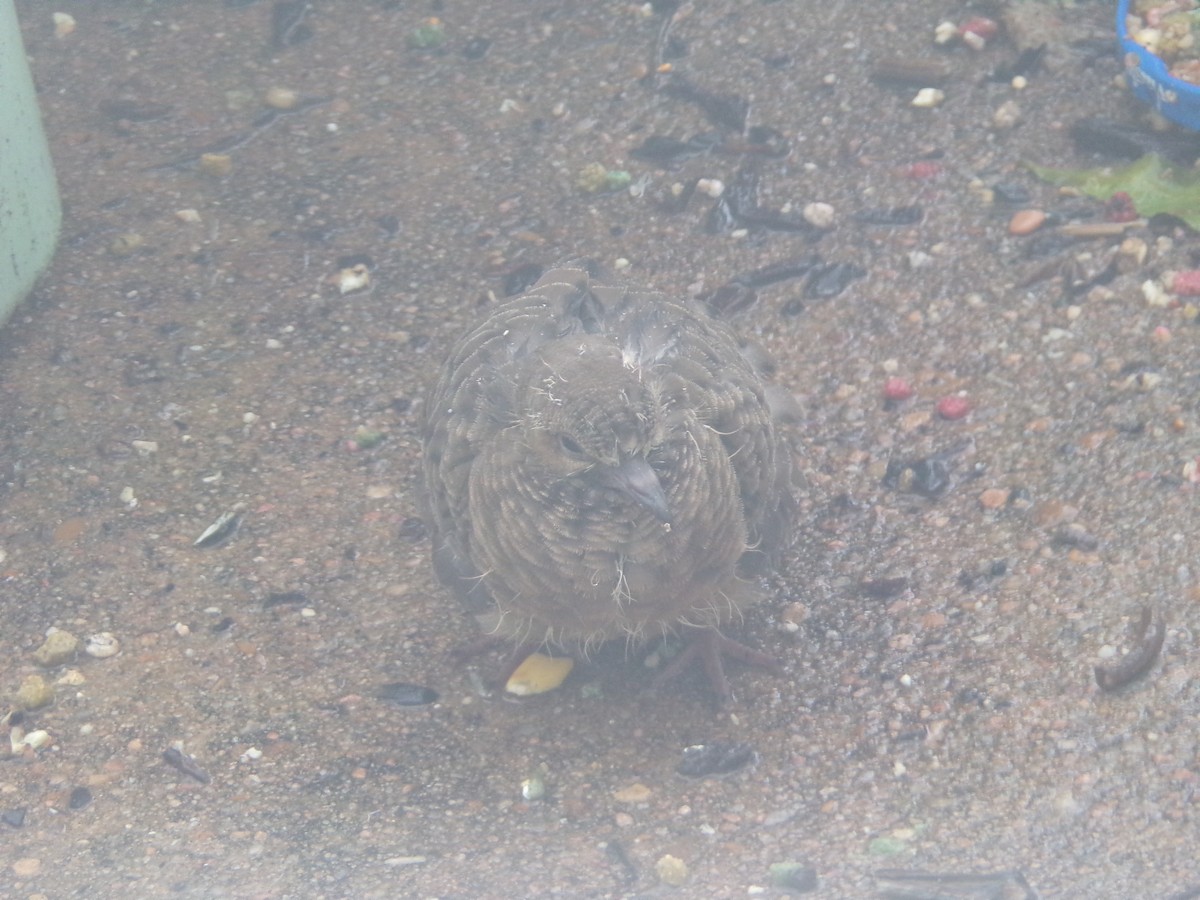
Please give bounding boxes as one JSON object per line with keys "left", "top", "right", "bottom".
{"left": 2, "top": 1, "right": 1198, "bottom": 897}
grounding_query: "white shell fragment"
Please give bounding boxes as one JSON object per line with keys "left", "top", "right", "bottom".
{"left": 194, "top": 510, "right": 242, "bottom": 547}
{"left": 85, "top": 632, "right": 121, "bottom": 659}
{"left": 911, "top": 88, "right": 945, "bottom": 109}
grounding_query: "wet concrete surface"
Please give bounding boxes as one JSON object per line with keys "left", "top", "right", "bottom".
{"left": 2, "top": 1, "right": 1198, "bottom": 897}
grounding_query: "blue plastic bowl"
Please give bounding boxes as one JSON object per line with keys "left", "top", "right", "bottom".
{"left": 1118, "top": 0, "right": 1200, "bottom": 131}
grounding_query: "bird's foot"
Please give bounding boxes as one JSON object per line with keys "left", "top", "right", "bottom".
{"left": 652, "top": 628, "right": 781, "bottom": 705}
{"left": 452, "top": 635, "right": 542, "bottom": 692}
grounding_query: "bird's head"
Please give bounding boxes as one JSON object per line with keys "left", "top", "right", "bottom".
{"left": 520, "top": 338, "right": 672, "bottom": 522}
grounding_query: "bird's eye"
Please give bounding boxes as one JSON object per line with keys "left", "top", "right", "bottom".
{"left": 559, "top": 434, "right": 585, "bottom": 456}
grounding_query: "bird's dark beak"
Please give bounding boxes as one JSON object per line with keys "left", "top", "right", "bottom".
{"left": 598, "top": 457, "right": 671, "bottom": 523}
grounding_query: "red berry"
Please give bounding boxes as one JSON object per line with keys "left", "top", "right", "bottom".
{"left": 1172, "top": 270, "right": 1200, "bottom": 296}
{"left": 883, "top": 377, "right": 914, "bottom": 401}
{"left": 936, "top": 395, "right": 971, "bottom": 420}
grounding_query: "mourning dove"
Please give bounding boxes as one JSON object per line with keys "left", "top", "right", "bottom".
{"left": 422, "top": 264, "right": 794, "bottom": 702}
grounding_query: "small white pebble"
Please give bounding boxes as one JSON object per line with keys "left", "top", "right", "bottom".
{"left": 911, "top": 88, "right": 945, "bottom": 108}
{"left": 174, "top": 622, "right": 191, "bottom": 637}
{"left": 899, "top": 673, "right": 913, "bottom": 687}
{"left": 907, "top": 250, "right": 932, "bottom": 270}
{"left": 961, "top": 30, "right": 986, "bottom": 51}
{"left": 265, "top": 338, "right": 283, "bottom": 349}
{"left": 613, "top": 257, "right": 631, "bottom": 271}
{"left": 1143, "top": 279, "right": 1171, "bottom": 307}
{"left": 175, "top": 209, "right": 202, "bottom": 224}
{"left": 992, "top": 100, "right": 1021, "bottom": 130}
{"left": 53, "top": 11, "right": 76, "bottom": 38}
{"left": 85, "top": 632, "right": 121, "bottom": 659}
{"left": 300, "top": 607, "right": 318, "bottom": 618}
{"left": 264, "top": 87, "right": 299, "bottom": 110}
{"left": 934, "top": 21, "right": 958, "bottom": 44}
{"left": 1012, "top": 75, "right": 1028, "bottom": 90}
{"left": 131, "top": 440, "right": 158, "bottom": 455}
{"left": 696, "top": 178, "right": 725, "bottom": 198}
{"left": 802, "top": 201, "right": 835, "bottom": 229}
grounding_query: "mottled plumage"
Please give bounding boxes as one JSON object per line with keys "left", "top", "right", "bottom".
{"left": 422, "top": 265, "right": 793, "bottom": 700}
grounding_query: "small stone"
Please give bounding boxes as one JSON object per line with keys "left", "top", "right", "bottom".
{"left": 1008, "top": 209, "right": 1046, "bottom": 235}
{"left": 613, "top": 783, "right": 653, "bottom": 803}
{"left": 52, "top": 12, "right": 75, "bottom": 38}
{"left": 936, "top": 395, "right": 971, "bottom": 420}
{"left": 979, "top": 488, "right": 1010, "bottom": 510}
{"left": 934, "top": 21, "right": 958, "bottom": 44}
{"left": 68, "top": 786, "right": 93, "bottom": 810}
{"left": 19, "top": 730, "right": 52, "bottom": 751}
{"left": 264, "top": 87, "right": 300, "bottom": 110}
{"left": 769, "top": 862, "right": 819, "bottom": 893}
{"left": 1143, "top": 279, "right": 1171, "bottom": 307}
{"left": 1118, "top": 237, "right": 1147, "bottom": 270}
{"left": 331, "top": 264, "right": 370, "bottom": 295}
{"left": 109, "top": 233, "right": 144, "bottom": 256}
{"left": 199, "top": 153, "right": 233, "bottom": 177}
{"left": 85, "top": 633, "right": 120, "bottom": 659}
{"left": 911, "top": 88, "right": 945, "bottom": 108}
{"left": 961, "top": 30, "right": 986, "bottom": 51}
{"left": 11, "top": 857, "right": 40, "bottom": 878}
{"left": 779, "top": 601, "right": 809, "bottom": 633}
{"left": 992, "top": 99, "right": 1021, "bottom": 130}
{"left": 1171, "top": 270, "right": 1200, "bottom": 296}
{"left": 655, "top": 854, "right": 688, "bottom": 887}
{"left": 15, "top": 675, "right": 54, "bottom": 711}
{"left": 959, "top": 16, "right": 998, "bottom": 43}
{"left": 802, "top": 202, "right": 835, "bottom": 229}
{"left": 1032, "top": 499, "right": 1073, "bottom": 528}
{"left": 520, "top": 774, "right": 545, "bottom": 801}
{"left": 882, "top": 377, "right": 914, "bottom": 402}
{"left": 175, "top": 208, "right": 202, "bottom": 224}
{"left": 33, "top": 630, "right": 79, "bottom": 667}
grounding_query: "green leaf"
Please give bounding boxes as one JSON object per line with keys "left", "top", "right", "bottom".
{"left": 1026, "top": 154, "right": 1200, "bottom": 229}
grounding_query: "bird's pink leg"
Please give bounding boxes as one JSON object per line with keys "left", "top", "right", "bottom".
{"left": 653, "top": 629, "right": 781, "bottom": 705}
